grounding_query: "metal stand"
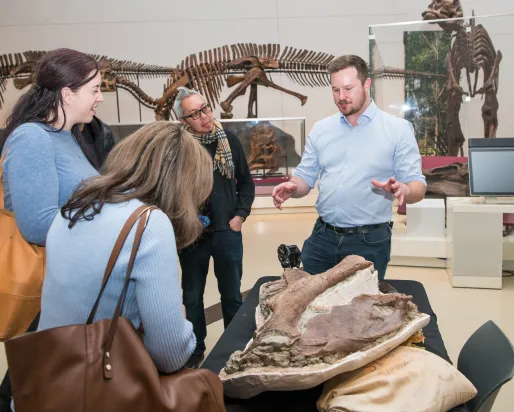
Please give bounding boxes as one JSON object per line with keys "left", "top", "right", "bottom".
{"left": 137, "top": 74, "right": 142, "bottom": 122}
{"left": 115, "top": 88, "right": 121, "bottom": 123}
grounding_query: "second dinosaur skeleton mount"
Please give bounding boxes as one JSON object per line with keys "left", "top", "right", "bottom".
{"left": 372, "top": 0, "right": 502, "bottom": 157}
{"left": 421, "top": 0, "right": 502, "bottom": 155}
{"left": 220, "top": 255, "right": 430, "bottom": 399}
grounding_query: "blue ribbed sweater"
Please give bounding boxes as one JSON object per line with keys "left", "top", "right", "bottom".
{"left": 1, "top": 122, "right": 98, "bottom": 245}
{"left": 2, "top": 123, "right": 194, "bottom": 374}
{"left": 39, "top": 199, "right": 196, "bottom": 373}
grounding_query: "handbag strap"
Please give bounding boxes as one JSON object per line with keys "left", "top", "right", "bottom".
{"left": 86, "top": 204, "right": 155, "bottom": 324}
{"left": 0, "top": 149, "right": 7, "bottom": 210}
{"left": 102, "top": 206, "right": 155, "bottom": 379}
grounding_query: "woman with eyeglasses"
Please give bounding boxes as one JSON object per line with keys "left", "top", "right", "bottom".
{"left": 173, "top": 86, "right": 255, "bottom": 369}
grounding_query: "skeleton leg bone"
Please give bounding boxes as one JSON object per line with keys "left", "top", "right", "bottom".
{"left": 445, "top": 53, "right": 466, "bottom": 156}
{"left": 256, "top": 72, "right": 308, "bottom": 106}
{"left": 477, "top": 50, "right": 502, "bottom": 137}
{"left": 220, "top": 67, "right": 262, "bottom": 115}
{"left": 248, "top": 83, "right": 258, "bottom": 118}
{"left": 154, "top": 75, "right": 190, "bottom": 120}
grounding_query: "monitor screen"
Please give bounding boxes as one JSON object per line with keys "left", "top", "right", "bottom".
{"left": 469, "top": 148, "right": 514, "bottom": 196}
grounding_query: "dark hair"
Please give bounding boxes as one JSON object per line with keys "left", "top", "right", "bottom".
{"left": 61, "top": 122, "right": 214, "bottom": 251}
{"left": 1, "top": 48, "right": 100, "bottom": 150}
{"left": 327, "top": 55, "right": 369, "bottom": 84}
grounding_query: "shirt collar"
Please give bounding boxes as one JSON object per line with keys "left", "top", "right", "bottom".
{"left": 340, "top": 99, "right": 377, "bottom": 127}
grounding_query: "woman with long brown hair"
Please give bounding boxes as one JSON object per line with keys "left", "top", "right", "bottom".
{"left": 31, "top": 121, "right": 213, "bottom": 375}
{"left": 1, "top": 48, "right": 105, "bottom": 246}
{"left": 0, "top": 48, "right": 107, "bottom": 412}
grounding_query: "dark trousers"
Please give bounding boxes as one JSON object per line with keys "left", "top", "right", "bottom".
{"left": 179, "top": 229, "right": 243, "bottom": 357}
{"left": 301, "top": 218, "right": 392, "bottom": 280}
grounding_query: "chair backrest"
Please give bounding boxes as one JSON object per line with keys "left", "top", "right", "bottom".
{"left": 457, "top": 321, "right": 514, "bottom": 412}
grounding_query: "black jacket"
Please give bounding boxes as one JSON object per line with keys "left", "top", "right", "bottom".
{"left": 79, "top": 116, "right": 116, "bottom": 171}
{"left": 201, "top": 130, "right": 255, "bottom": 231}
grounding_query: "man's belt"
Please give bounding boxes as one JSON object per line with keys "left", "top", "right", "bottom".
{"left": 318, "top": 217, "right": 392, "bottom": 235}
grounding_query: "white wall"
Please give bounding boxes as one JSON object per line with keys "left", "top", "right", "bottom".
{"left": 1, "top": 0, "right": 514, "bottom": 144}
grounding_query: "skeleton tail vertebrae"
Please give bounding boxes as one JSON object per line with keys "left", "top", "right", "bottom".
{"left": 116, "top": 77, "right": 159, "bottom": 109}
{"left": 373, "top": 66, "right": 448, "bottom": 80}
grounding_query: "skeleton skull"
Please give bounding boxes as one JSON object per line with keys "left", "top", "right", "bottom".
{"left": 422, "top": 0, "right": 464, "bottom": 32}
{"left": 98, "top": 59, "right": 118, "bottom": 93}
{"left": 422, "top": 0, "right": 463, "bottom": 20}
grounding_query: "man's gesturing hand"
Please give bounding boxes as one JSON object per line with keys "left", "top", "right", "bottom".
{"left": 371, "top": 176, "right": 410, "bottom": 206}
{"left": 272, "top": 182, "right": 298, "bottom": 210}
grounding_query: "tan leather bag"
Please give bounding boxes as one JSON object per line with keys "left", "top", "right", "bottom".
{"left": 0, "top": 149, "right": 45, "bottom": 341}
{"left": 5, "top": 205, "right": 226, "bottom": 412}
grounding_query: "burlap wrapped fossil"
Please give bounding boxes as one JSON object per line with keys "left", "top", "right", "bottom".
{"left": 220, "top": 255, "right": 430, "bottom": 399}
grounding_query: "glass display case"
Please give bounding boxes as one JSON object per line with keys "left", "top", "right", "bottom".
{"left": 109, "top": 117, "right": 306, "bottom": 189}
{"left": 369, "top": 12, "right": 514, "bottom": 157}
{"left": 220, "top": 117, "right": 305, "bottom": 183}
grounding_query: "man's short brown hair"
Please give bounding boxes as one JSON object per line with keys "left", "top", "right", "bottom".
{"left": 327, "top": 55, "right": 369, "bottom": 84}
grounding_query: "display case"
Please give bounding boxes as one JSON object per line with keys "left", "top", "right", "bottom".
{"left": 109, "top": 117, "right": 305, "bottom": 189}
{"left": 220, "top": 117, "right": 305, "bottom": 184}
{"left": 369, "top": 12, "right": 514, "bottom": 158}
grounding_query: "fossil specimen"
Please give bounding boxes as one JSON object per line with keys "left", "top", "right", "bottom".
{"left": 220, "top": 255, "right": 430, "bottom": 398}
{"left": 423, "top": 161, "right": 469, "bottom": 197}
{"left": 246, "top": 124, "right": 284, "bottom": 174}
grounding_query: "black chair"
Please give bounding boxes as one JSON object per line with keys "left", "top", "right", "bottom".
{"left": 457, "top": 321, "right": 514, "bottom": 412}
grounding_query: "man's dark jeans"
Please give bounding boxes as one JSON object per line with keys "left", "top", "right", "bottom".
{"left": 301, "top": 218, "right": 392, "bottom": 279}
{"left": 179, "top": 229, "right": 243, "bottom": 358}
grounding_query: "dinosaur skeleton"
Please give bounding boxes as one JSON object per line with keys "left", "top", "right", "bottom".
{"left": 0, "top": 44, "right": 335, "bottom": 121}
{"left": 0, "top": 50, "right": 172, "bottom": 113}
{"left": 421, "top": 0, "right": 502, "bottom": 155}
{"left": 155, "top": 44, "right": 335, "bottom": 119}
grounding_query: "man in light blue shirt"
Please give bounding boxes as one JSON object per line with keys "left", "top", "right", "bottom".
{"left": 272, "top": 55, "right": 426, "bottom": 279}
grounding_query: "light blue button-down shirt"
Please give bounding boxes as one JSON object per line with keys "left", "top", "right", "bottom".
{"left": 295, "top": 100, "right": 426, "bottom": 227}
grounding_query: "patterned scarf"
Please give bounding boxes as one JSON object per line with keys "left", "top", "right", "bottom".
{"left": 183, "top": 119, "right": 235, "bottom": 179}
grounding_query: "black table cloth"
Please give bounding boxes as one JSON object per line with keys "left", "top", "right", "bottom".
{"left": 202, "top": 277, "right": 467, "bottom": 412}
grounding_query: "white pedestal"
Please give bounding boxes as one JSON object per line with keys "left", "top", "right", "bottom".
{"left": 406, "top": 198, "right": 445, "bottom": 238}
{"left": 446, "top": 197, "right": 514, "bottom": 289}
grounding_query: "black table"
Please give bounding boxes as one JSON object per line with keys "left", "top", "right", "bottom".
{"left": 203, "top": 277, "right": 467, "bottom": 412}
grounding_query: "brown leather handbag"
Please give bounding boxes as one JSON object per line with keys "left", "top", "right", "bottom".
{"left": 0, "top": 149, "right": 45, "bottom": 341}
{"left": 5, "top": 205, "right": 226, "bottom": 412}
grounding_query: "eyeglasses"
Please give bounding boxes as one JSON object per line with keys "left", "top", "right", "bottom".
{"left": 183, "top": 104, "right": 212, "bottom": 120}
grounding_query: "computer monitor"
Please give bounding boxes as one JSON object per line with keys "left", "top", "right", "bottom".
{"left": 468, "top": 138, "right": 514, "bottom": 198}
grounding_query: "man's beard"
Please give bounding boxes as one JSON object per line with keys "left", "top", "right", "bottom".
{"left": 339, "top": 91, "right": 366, "bottom": 116}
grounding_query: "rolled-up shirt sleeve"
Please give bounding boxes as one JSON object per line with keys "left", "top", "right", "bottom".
{"left": 394, "top": 121, "right": 427, "bottom": 186}
{"left": 294, "top": 133, "right": 320, "bottom": 189}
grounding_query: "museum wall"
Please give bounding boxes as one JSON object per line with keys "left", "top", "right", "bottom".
{"left": 1, "top": 0, "right": 514, "bottom": 155}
